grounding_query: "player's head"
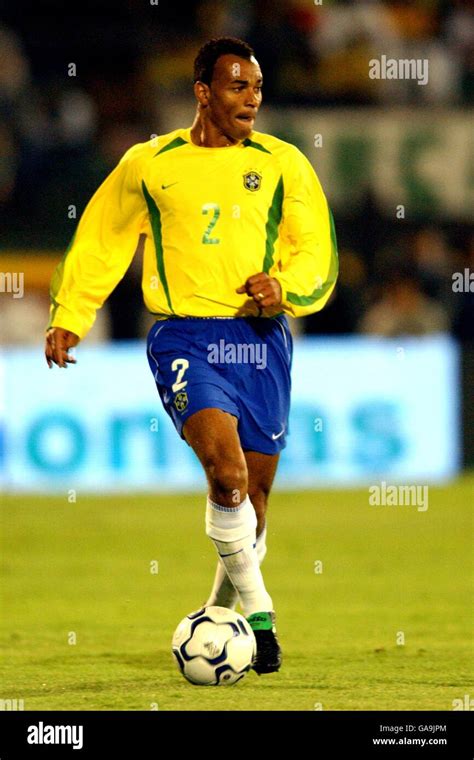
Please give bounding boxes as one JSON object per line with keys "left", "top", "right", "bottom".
{"left": 193, "top": 37, "right": 262, "bottom": 141}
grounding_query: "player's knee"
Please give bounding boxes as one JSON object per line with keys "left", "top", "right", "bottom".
{"left": 249, "top": 484, "right": 270, "bottom": 511}
{"left": 207, "top": 458, "right": 248, "bottom": 501}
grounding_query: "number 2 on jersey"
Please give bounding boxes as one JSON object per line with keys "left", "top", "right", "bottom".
{"left": 201, "top": 203, "right": 220, "bottom": 244}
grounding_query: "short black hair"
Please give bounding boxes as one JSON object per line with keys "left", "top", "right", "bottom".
{"left": 193, "top": 37, "right": 255, "bottom": 85}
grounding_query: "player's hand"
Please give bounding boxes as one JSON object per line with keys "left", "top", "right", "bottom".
{"left": 45, "top": 327, "right": 80, "bottom": 368}
{"left": 236, "top": 273, "right": 282, "bottom": 308}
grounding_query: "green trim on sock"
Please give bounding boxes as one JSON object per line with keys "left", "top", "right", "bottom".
{"left": 246, "top": 612, "right": 274, "bottom": 631}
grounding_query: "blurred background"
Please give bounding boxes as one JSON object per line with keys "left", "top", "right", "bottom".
{"left": 0, "top": 0, "right": 472, "bottom": 490}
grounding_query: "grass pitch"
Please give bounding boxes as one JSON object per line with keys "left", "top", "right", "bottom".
{"left": 1, "top": 477, "right": 472, "bottom": 710}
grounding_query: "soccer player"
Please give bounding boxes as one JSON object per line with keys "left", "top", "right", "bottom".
{"left": 44, "top": 37, "right": 338, "bottom": 674}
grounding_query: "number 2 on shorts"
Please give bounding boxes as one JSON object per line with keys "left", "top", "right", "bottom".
{"left": 171, "top": 358, "right": 189, "bottom": 392}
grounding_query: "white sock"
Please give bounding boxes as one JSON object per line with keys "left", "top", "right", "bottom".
{"left": 205, "top": 495, "right": 272, "bottom": 617}
{"left": 206, "top": 523, "right": 268, "bottom": 610}
{"left": 256, "top": 523, "right": 268, "bottom": 564}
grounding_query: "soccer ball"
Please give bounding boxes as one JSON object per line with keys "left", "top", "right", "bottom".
{"left": 172, "top": 606, "right": 256, "bottom": 685}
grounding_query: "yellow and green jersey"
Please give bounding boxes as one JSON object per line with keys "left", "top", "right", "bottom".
{"left": 49, "top": 127, "right": 338, "bottom": 339}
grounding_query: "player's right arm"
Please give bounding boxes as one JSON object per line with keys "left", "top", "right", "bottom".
{"left": 44, "top": 143, "right": 148, "bottom": 367}
{"left": 45, "top": 327, "right": 80, "bottom": 369}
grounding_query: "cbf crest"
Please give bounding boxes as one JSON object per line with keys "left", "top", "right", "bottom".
{"left": 174, "top": 391, "right": 188, "bottom": 413}
{"left": 243, "top": 171, "right": 262, "bottom": 192}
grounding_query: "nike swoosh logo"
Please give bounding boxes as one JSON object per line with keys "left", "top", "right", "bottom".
{"left": 161, "top": 182, "right": 179, "bottom": 190}
{"left": 272, "top": 428, "right": 285, "bottom": 440}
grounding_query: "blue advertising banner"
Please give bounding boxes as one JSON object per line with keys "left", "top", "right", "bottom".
{"left": 0, "top": 336, "right": 460, "bottom": 491}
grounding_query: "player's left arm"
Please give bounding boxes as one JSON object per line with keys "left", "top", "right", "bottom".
{"left": 271, "top": 147, "right": 339, "bottom": 318}
{"left": 235, "top": 272, "right": 282, "bottom": 308}
{"left": 236, "top": 147, "right": 338, "bottom": 316}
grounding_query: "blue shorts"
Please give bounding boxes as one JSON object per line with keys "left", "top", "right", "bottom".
{"left": 146, "top": 315, "right": 293, "bottom": 455}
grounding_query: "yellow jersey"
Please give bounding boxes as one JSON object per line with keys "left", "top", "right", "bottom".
{"left": 49, "top": 127, "right": 338, "bottom": 338}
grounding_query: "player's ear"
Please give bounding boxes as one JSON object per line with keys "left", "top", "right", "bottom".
{"left": 194, "top": 81, "right": 210, "bottom": 107}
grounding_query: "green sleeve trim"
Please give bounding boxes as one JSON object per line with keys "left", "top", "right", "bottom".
{"left": 262, "top": 176, "right": 284, "bottom": 274}
{"left": 286, "top": 203, "right": 339, "bottom": 306}
{"left": 154, "top": 136, "right": 188, "bottom": 157}
{"left": 47, "top": 303, "right": 59, "bottom": 330}
{"left": 141, "top": 180, "right": 174, "bottom": 313}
